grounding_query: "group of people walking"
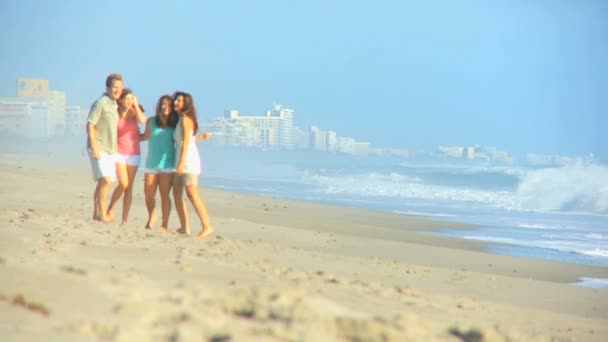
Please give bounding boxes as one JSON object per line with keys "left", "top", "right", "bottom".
{"left": 86, "top": 73, "right": 214, "bottom": 239}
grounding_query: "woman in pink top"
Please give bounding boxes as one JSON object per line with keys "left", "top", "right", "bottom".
{"left": 107, "top": 88, "right": 146, "bottom": 224}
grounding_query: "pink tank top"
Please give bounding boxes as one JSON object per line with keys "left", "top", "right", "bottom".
{"left": 117, "top": 116, "right": 140, "bottom": 155}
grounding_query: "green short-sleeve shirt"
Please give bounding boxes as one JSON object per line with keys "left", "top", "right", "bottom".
{"left": 87, "top": 94, "right": 118, "bottom": 153}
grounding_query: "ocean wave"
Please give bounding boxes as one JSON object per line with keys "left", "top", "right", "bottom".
{"left": 581, "top": 249, "right": 608, "bottom": 257}
{"left": 394, "top": 210, "right": 457, "bottom": 218}
{"left": 585, "top": 234, "right": 606, "bottom": 240}
{"left": 462, "top": 236, "right": 608, "bottom": 258}
{"left": 303, "top": 172, "right": 519, "bottom": 206}
{"left": 573, "top": 277, "right": 608, "bottom": 289}
{"left": 512, "top": 222, "right": 578, "bottom": 230}
{"left": 302, "top": 163, "right": 608, "bottom": 215}
{"left": 516, "top": 164, "right": 608, "bottom": 214}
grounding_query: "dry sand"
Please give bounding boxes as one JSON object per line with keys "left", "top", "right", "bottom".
{"left": 1, "top": 153, "right": 607, "bottom": 341}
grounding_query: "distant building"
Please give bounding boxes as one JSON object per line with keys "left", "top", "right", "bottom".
{"left": 493, "top": 150, "right": 513, "bottom": 164}
{"left": 337, "top": 137, "right": 355, "bottom": 154}
{"left": 438, "top": 146, "right": 464, "bottom": 158}
{"left": 352, "top": 142, "right": 371, "bottom": 156}
{"left": 65, "top": 105, "right": 86, "bottom": 136}
{"left": 16, "top": 78, "right": 66, "bottom": 135}
{"left": 325, "top": 131, "right": 337, "bottom": 153}
{"left": 464, "top": 146, "right": 476, "bottom": 160}
{"left": 391, "top": 148, "right": 409, "bottom": 158}
{"left": 309, "top": 126, "right": 325, "bottom": 151}
{"left": 0, "top": 98, "right": 51, "bottom": 138}
{"left": 17, "top": 78, "right": 49, "bottom": 97}
{"left": 216, "top": 104, "right": 295, "bottom": 149}
{"left": 526, "top": 153, "right": 593, "bottom": 167}
{"left": 294, "top": 126, "right": 309, "bottom": 149}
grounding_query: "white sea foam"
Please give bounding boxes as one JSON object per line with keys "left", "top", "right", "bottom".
{"left": 303, "top": 163, "right": 608, "bottom": 215}
{"left": 303, "top": 172, "right": 520, "bottom": 207}
{"left": 513, "top": 222, "right": 570, "bottom": 230}
{"left": 394, "top": 210, "right": 456, "bottom": 218}
{"left": 580, "top": 249, "right": 608, "bottom": 257}
{"left": 516, "top": 164, "right": 608, "bottom": 214}
{"left": 461, "top": 236, "right": 608, "bottom": 259}
{"left": 572, "top": 277, "right": 608, "bottom": 289}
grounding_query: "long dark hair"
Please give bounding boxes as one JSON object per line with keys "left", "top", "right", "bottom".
{"left": 173, "top": 91, "right": 198, "bottom": 134}
{"left": 155, "top": 95, "right": 178, "bottom": 128}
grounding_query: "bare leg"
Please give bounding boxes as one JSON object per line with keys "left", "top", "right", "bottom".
{"left": 93, "top": 182, "right": 101, "bottom": 220}
{"left": 173, "top": 183, "right": 189, "bottom": 234}
{"left": 144, "top": 173, "right": 158, "bottom": 229}
{"left": 121, "top": 165, "right": 138, "bottom": 224}
{"left": 107, "top": 162, "right": 128, "bottom": 221}
{"left": 185, "top": 184, "right": 214, "bottom": 239}
{"left": 96, "top": 176, "right": 112, "bottom": 223}
{"left": 158, "top": 172, "right": 174, "bottom": 232}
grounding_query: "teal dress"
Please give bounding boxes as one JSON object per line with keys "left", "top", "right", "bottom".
{"left": 145, "top": 119, "right": 176, "bottom": 170}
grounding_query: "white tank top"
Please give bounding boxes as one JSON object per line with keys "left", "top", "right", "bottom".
{"left": 174, "top": 116, "right": 201, "bottom": 175}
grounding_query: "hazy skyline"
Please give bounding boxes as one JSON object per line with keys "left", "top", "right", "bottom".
{"left": 1, "top": 0, "right": 606, "bottom": 158}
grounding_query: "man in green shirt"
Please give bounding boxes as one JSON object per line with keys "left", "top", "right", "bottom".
{"left": 87, "top": 73, "right": 123, "bottom": 222}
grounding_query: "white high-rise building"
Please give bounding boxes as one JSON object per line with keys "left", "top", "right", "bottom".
{"left": 337, "top": 137, "right": 355, "bottom": 154}
{"left": 219, "top": 104, "right": 296, "bottom": 149}
{"left": 309, "top": 126, "right": 325, "bottom": 151}
{"left": 325, "top": 131, "right": 337, "bottom": 153}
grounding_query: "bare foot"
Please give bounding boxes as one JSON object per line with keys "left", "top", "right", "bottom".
{"left": 100, "top": 215, "right": 112, "bottom": 223}
{"left": 196, "top": 226, "right": 214, "bottom": 239}
{"left": 159, "top": 226, "right": 168, "bottom": 233}
{"left": 175, "top": 227, "right": 191, "bottom": 235}
{"left": 121, "top": 219, "right": 127, "bottom": 225}
{"left": 145, "top": 212, "right": 157, "bottom": 229}
{"left": 106, "top": 209, "right": 115, "bottom": 222}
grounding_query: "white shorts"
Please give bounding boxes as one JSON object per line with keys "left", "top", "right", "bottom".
{"left": 144, "top": 167, "right": 175, "bottom": 174}
{"left": 89, "top": 152, "right": 117, "bottom": 181}
{"left": 116, "top": 154, "right": 141, "bottom": 166}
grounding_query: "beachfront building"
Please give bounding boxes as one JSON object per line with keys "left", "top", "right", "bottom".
{"left": 226, "top": 105, "right": 294, "bottom": 148}
{"left": 493, "top": 150, "right": 513, "bottom": 164}
{"left": 65, "top": 105, "right": 87, "bottom": 136}
{"left": 310, "top": 126, "right": 326, "bottom": 151}
{"left": 371, "top": 148, "right": 410, "bottom": 158}
{"left": 16, "top": 78, "right": 66, "bottom": 136}
{"left": 294, "top": 126, "right": 309, "bottom": 149}
{"left": 0, "top": 98, "right": 52, "bottom": 138}
{"left": 310, "top": 126, "right": 371, "bottom": 155}
{"left": 325, "top": 131, "right": 337, "bottom": 153}
{"left": 336, "top": 137, "right": 355, "bottom": 154}
{"left": 201, "top": 104, "right": 296, "bottom": 149}
{"left": 352, "top": 142, "right": 371, "bottom": 156}
{"left": 439, "top": 146, "right": 464, "bottom": 158}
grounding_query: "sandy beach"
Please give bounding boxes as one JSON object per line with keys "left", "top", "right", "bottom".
{"left": 1, "top": 153, "right": 607, "bottom": 341}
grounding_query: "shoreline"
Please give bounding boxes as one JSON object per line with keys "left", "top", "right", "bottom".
{"left": 1, "top": 153, "right": 608, "bottom": 340}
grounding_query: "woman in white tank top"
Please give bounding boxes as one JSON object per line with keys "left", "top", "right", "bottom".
{"left": 172, "top": 91, "right": 214, "bottom": 239}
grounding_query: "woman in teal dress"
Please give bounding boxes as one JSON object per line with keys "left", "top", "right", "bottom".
{"left": 140, "top": 95, "right": 178, "bottom": 231}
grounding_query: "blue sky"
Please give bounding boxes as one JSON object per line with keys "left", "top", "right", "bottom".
{"left": 1, "top": 0, "right": 606, "bottom": 158}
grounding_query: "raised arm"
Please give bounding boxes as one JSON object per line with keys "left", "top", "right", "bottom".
{"left": 139, "top": 117, "right": 152, "bottom": 141}
{"left": 132, "top": 96, "right": 147, "bottom": 124}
